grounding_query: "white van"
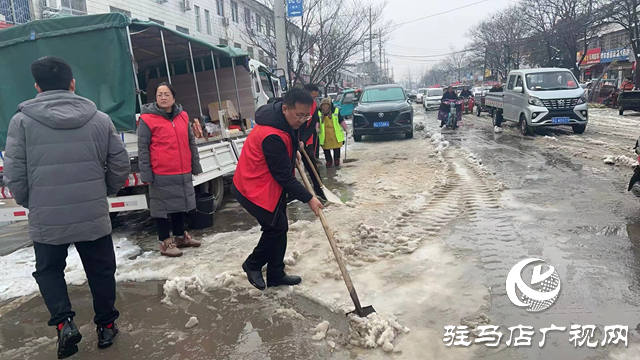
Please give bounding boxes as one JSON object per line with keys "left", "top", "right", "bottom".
{"left": 423, "top": 88, "right": 444, "bottom": 110}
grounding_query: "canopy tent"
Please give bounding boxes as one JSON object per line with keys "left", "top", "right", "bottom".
{"left": 0, "top": 13, "right": 247, "bottom": 150}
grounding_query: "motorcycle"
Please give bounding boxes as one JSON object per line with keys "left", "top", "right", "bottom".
{"left": 460, "top": 96, "right": 474, "bottom": 114}
{"left": 438, "top": 99, "right": 463, "bottom": 129}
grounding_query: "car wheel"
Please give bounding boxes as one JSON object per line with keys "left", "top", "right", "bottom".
{"left": 619, "top": 106, "right": 625, "bottom": 116}
{"left": 492, "top": 110, "right": 502, "bottom": 127}
{"left": 405, "top": 130, "right": 414, "bottom": 139}
{"left": 519, "top": 114, "right": 532, "bottom": 136}
{"left": 354, "top": 134, "right": 362, "bottom": 142}
{"left": 572, "top": 124, "right": 586, "bottom": 134}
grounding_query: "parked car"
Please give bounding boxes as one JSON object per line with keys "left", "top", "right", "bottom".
{"left": 483, "top": 68, "right": 588, "bottom": 135}
{"left": 416, "top": 88, "right": 427, "bottom": 104}
{"left": 618, "top": 91, "right": 640, "bottom": 115}
{"left": 423, "top": 87, "right": 444, "bottom": 110}
{"left": 352, "top": 84, "right": 414, "bottom": 141}
{"left": 328, "top": 92, "right": 338, "bottom": 101}
{"left": 334, "top": 89, "right": 361, "bottom": 119}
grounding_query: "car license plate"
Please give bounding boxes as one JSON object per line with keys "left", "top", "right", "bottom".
{"left": 551, "top": 117, "right": 570, "bottom": 124}
{"left": 374, "top": 121, "right": 389, "bottom": 128}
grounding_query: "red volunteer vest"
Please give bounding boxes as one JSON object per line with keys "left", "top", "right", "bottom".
{"left": 234, "top": 124, "right": 293, "bottom": 212}
{"left": 140, "top": 111, "right": 193, "bottom": 175}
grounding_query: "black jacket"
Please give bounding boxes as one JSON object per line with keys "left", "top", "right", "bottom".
{"left": 232, "top": 102, "right": 313, "bottom": 225}
{"left": 460, "top": 90, "right": 473, "bottom": 98}
{"left": 489, "top": 86, "right": 503, "bottom": 93}
{"left": 441, "top": 91, "right": 459, "bottom": 101}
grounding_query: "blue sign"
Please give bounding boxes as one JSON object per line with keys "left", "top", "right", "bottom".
{"left": 287, "top": 0, "right": 303, "bottom": 17}
{"left": 601, "top": 47, "right": 630, "bottom": 63}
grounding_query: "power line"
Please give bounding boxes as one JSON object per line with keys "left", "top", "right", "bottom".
{"left": 392, "top": 0, "right": 491, "bottom": 28}
{"left": 387, "top": 48, "right": 474, "bottom": 58}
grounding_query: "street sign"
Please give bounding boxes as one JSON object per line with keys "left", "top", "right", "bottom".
{"left": 287, "top": 0, "right": 303, "bottom": 17}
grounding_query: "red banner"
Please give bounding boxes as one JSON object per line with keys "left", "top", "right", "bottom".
{"left": 0, "top": 21, "right": 13, "bottom": 30}
{"left": 578, "top": 48, "right": 601, "bottom": 65}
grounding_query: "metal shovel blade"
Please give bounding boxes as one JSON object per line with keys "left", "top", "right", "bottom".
{"left": 346, "top": 305, "right": 376, "bottom": 318}
{"left": 321, "top": 185, "right": 344, "bottom": 205}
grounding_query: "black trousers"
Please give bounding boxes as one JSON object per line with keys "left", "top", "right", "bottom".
{"left": 244, "top": 204, "right": 288, "bottom": 282}
{"left": 302, "top": 144, "right": 321, "bottom": 191}
{"left": 324, "top": 148, "right": 341, "bottom": 163}
{"left": 155, "top": 212, "right": 186, "bottom": 241}
{"left": 33, "top": 234, "right": 119, "bottom": 327}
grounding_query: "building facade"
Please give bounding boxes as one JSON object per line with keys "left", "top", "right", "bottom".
{"left": 578, "top": 24, "right": 634, "bottom": 87}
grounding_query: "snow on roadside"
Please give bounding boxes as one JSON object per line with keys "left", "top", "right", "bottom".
{"left": 0, "top": 237, "right": 141, "bottom": 301}
{"left": 603, "top": 155, "right": 638, "bottom": 168}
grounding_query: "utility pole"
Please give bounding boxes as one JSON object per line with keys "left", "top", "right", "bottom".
{"left": 369, "top": 7, "right": 373, "bottom": 82}
{"left": 275, "top": 0, "right": 288, "bottom": 84}
{"left": 379, "top": 29, "right": 383, "bottom": 84}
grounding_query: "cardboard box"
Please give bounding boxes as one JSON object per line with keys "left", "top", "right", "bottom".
{"left": 208, "top": 100, "right": 239, "bottom": 121}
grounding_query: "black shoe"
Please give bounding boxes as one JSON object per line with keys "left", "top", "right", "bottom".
{"left": 97, "top": 322, "right": 118, "bottom": 349}
{"left": 267, "top": 274, "right": 302, "bottom": 288}
{"left": 56, "top": 318, "right": 82, "bottom": 359}
{"left": 242, "top": 262, "right": 266, "bottom": 290}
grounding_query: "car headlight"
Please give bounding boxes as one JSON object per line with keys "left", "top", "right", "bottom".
{"left": 576, "top": 93, "right": 587, "bottom": 105}
{"left": 528, "top": 96, "right": 544, "bottom": 107}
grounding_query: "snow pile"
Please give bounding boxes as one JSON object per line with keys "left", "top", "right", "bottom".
{"left": 543, "top": 135, "right": 558, "bottom": 141}
{"left": 184, "top": 316, "right": 199, "bottom": 329}
{"left": 347, "top": 313, "right": 409, "bottom": 352}
{"left": 311, "top": 320, "right": 331, "bottom": 341}
{"left": 494, "top": 126, "right": 503, "bottom": 133}
{"left": 0, "top": 238, "right": 141, "bottom": 301}
{"left": 283, "top": 250, "right": 301, "bottom": 266}
{"left": 275, "top": 308, "right": 306, "bottom": 320}
{"left": 430, "top": 133, "right": 449, "bottom": 153}
{"left": 603, "top": 155, "right": 638, "bottom": 167}
{"left": 414, "top": 123, "right": 426, "bottom": 132}
{"left": 466, "top": 153, "right": 483, "bottom": 167}
{"left": 161, "top": 275, "right": 207, "bottom": 306}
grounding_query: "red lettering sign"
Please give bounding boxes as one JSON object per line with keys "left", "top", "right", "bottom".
{"left": 578, "top": 48, "right": 601, "bottom": 65}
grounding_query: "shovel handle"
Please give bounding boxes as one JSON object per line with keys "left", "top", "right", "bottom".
{"left": 300, "top": 147, "right": 325, "bottom": 187}
{"left": 295, "top": 160, "right": 365, "bottom": 314}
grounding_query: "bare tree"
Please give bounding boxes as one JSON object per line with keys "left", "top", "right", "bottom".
{"left": 241, "top": 0, "right": 389, "bottom": 88}
{"left": 444, "top": 46, "right": 469, "bottom": 82}
{"left": 608, "top": 0, "right": 640, "bottom": 85}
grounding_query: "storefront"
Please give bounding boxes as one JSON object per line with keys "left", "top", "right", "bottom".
{"left": 578, "top": 48, "right": 602, "bottom": 81}
{"left": 601, "top": 47, "right": 633, "bottom": 87}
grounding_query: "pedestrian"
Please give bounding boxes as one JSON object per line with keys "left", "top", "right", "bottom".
{"left": 137, "top": 82, "right": 203, "bottom": 257}
{"left": 232, "top": 88, "right": 324, "bottom": 290}
{"left": 318, "top": 98, "right": 348, "bottom": 167}
{"left": 299, "top": 83, "right": 325, "bottom": 198}
{"left": 3, "top": 56, "right": 130, "bottom": 359}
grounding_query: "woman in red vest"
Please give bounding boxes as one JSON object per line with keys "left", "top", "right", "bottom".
{"left": 137, "top": 83, "right": 203, "bottom": 257}
{"left": 232, "top": 88, "right": 323, "bottom": 290}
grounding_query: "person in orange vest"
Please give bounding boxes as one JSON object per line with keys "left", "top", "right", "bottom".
{"left": 232, "top": 88, "right": 324, "bottom": 290}
{"left": 298, "top": 84, "right": 325, "bottom": 199}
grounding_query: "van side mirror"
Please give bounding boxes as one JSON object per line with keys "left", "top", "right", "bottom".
{"left": 513, "top": 86, "right": 523, "bottom": 93}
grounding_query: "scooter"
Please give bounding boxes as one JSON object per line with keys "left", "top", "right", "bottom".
{"left": 460, "top": 96, "right": 474, "bottom": 114}
{"left": 629, "top": 138, "right": 640, "bottom": 197}
{"left": 442, "top": 99, "right": 463, "bottom": 129}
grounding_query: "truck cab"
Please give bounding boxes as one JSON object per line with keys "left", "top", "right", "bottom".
{"left": 489, "top": 68, "right": 588, "bottom": 135}
{"left": 248, "top": 59, "right": 282, "bottom": 109}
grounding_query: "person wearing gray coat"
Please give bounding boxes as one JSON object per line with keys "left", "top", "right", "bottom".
{"left": 137, "top": 82, "right": 203, "bottom": 257}
{"left": 3, "top": 57, "right": 130, "bottom": 358}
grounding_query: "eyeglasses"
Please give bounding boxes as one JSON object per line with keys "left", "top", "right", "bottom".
{"left": 295, "top": 114, "right": 311, "bottom": 121}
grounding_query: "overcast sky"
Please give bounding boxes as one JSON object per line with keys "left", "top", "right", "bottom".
{"left": 370, "top": 0, "right": 513, "bottom": 80}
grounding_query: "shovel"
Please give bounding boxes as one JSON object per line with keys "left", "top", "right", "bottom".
{"left": 295, "top": 160, "right": 376, "bottom": 318}
{"left": 300, "top": 148, "right": 344, "bottom": 205}
{"left": 343, "top": 127, "right": 357, "bottom": 164}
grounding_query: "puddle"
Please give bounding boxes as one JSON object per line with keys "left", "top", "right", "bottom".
{"left": 0, "top": 281, "right": 340, "bottom": 360}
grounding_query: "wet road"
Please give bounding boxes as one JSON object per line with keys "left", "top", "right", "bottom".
{"left": 415, "top": 104, "right": 640, "bottom": 359}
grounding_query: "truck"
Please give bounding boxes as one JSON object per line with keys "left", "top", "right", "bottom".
{"left": 484, "top": 68, "right": 588, "bottom": 136}
{"left": 0, "top": 13, "right": 284, "bottom": 222}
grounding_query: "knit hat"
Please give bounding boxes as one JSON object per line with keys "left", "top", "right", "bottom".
{"left": 320, "top": 98, "right": 332, "bottom": 106}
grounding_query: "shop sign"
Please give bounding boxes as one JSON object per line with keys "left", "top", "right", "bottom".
{"left": 601, "top": 47, "right": 631, "bottom": 63}
{"left": 577, "top": 48, "right": 601, "bottom": 65}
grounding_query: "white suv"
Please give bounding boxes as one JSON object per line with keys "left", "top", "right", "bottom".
{"left": 423, "top": 88, "right": 444, "bottom": 110}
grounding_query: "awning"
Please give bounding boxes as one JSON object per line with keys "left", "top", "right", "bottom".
{"left": 613, "top": 62, "right": 634, "bottom": 70}
{"left": 579, "top": 64, "right": 595, "bottom": 70}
